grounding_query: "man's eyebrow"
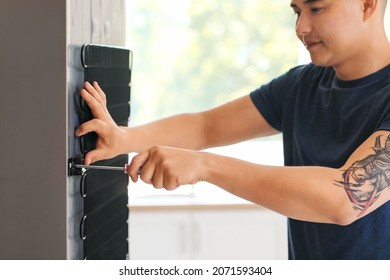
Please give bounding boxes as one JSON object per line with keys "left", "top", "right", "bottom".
{"left": 304, "top": 0, "right": 322, "bottom": 3}
{"left": 290, "top": 0, "right": 322, "bottom": 8}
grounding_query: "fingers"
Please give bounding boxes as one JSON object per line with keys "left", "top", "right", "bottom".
{"left": 128, "top": 150, "right": 150, "bottom": 183}
{"left": 80, "top": 88, "right": 105, "bottom": 119}
{"left": 83, "top": 81, "right": 106, "bottom": 106}
{"left": 128, "top": 150, "right": 168, "bottom": 188}
{"left": 128, "top": 147, "right": 185, "bottom": 190}
{"left": 75, "top": 118, "right": 103, "bottom": 137}
{"left": 83, "top": 148, "right": 109, "bottom": 165}
{"left": 74, "top": 81, "right": 119, "bottom": 165}
{"left": 83, "top": 150, "right": 98, "bottom": 165}
{"left": 76, "top": 81, "right": 114, "bottom": 136}
{"left": 80, "top": 82, "right": 108, "bottom": 120}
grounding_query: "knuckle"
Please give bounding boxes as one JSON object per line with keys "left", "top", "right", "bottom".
{"left": 165, "top": 183, "right": 177, "bottom": 191}
{"left": 133, "top": 155, "right": 144, "bottom": 167}
{"left": 150, "top": 145, "right": 165, "bottom": 155}
{"left": 149, "top": 146, "right": 160, "bottom": 154}
{"left": 152, "top": 180, "right": 162, "bottom": 189}
{"left": 165, "top": 176, "right": 180, "bottom": 190}
{"left": 139, "top": 173, "right": 147, "bottom": 182}
{"left": 140, "top": 172, "right": 151, "bottom": 184}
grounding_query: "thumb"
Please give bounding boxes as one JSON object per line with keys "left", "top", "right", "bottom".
{"left": 84, "top": 149, "right": 107, "bottom": 165}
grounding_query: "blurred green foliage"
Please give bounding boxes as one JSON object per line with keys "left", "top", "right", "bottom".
{"left": 126, "top": 0, "right": 298, "bottom": 124}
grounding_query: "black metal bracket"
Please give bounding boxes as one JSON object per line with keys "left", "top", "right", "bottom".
{"left": 68, "top": 157, "right": 84, "bottom": 176}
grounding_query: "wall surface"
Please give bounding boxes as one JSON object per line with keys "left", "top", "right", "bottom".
{"left": 0, "top": 0, "right": 126, "bottom": 260}
{"left": 0, "top": 0, "right": 67, "bottom": 259}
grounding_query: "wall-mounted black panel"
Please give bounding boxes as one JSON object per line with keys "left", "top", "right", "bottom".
{"left": 78, "top": 44, "right": 131, "bottom": 260}
{"left": 80, "top": 44, "right": 132, "bottom": 154}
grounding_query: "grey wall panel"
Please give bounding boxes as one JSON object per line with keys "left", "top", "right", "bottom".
{"left": 0, "top": 0, "right": 126, "bottom": 260}
{"left": 0, "top": 0, "right": 67, "bottom": 259}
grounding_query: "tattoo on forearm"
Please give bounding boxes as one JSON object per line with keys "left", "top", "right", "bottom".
{"left": 335, "top": 134, "right": 390, "bottom": 217}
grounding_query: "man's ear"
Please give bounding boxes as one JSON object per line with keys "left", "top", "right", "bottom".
{"left": 361, "top": 0, "right": 379, "bottom": 21}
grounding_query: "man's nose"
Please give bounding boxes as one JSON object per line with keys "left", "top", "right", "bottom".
{"left": 295, "top": 14, "right": 312, "bottom": 41}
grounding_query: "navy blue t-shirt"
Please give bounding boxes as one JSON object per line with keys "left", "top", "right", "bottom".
{"left": 250, "top": 63, "right": 390, "bottom": 259}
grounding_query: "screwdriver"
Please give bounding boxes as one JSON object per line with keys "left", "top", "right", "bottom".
{"left": 72, "top": 163, "right": 130, "bottom": 173}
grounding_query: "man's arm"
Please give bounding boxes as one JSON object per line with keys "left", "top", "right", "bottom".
{"left": 75, "top": 81, "right": 278, "bottom": 164}
{"left": 200, "top": 130, "right": 390, "bottom": 225}
{"left": 77, "top": 82, "right": 390, "bottom": 225}
{"left": 128, "top": 130, "right": 390, "bottom": 225}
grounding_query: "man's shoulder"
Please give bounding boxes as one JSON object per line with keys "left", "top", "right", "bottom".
{"left": 278, "top": 63, "right": 335, "bottom": 90}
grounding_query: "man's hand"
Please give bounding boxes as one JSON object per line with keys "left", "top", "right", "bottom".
{"left": 128, "top": 146, "right": 205, "bottom": 190}
{"left": 75, "top": 81, "right": 127, "bottom": 165}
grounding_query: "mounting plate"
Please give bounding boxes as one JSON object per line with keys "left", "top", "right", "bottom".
{"left": 68, "top": 157, "right": 84, "bottom": 176}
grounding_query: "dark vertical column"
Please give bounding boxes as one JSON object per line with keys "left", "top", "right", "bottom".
{"left": 77, "top": 44, "right": 132, "bottom": 259}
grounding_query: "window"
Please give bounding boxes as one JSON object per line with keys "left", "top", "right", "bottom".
{"left": 126, "top": 0, "right": 297, "bottom": 121}
{"left": 125, "top": 0, "right": 294, "bottom": 201}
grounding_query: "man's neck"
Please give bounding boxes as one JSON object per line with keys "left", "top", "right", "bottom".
{"left": 334, "top": 37, "right": 390, "bottom": 81}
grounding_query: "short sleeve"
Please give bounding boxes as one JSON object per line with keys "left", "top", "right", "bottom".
{"left": 249, "top": 65, "right": 307, "bottom": 132}
{"left": 376, "top": 108, "right": 390, "bottom": 132}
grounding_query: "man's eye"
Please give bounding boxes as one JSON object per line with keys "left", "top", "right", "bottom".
{"left": 292, "top": 10, "right": 301, "bottom": 17}
{"left": 311, "top": 7, "right": 323, "bottom": 13}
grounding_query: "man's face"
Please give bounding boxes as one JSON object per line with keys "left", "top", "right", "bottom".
{"left": 290, "top": 0, "right": 366, "bottom": 68}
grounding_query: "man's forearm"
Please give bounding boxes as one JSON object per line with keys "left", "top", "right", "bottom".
{"left": 200, "top": 151, "right": 352, "bottom": 225}
{"left": 124, "top": 95, "right": 278, "bottom": 154}
{"left": 124, "top": 113, "right": 209, "bottom": 153}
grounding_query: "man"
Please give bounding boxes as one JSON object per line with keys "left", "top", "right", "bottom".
{"left": 76, "top": 0, "right": 390, "bottom": 259}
